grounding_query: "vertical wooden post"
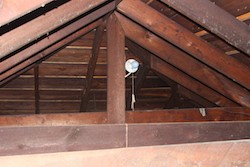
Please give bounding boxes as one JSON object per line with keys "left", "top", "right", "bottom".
{"left": 34, "top": 65, "right": 40, "bottom": 114}
{"left": 107, "top": 14, "right": 126, "bottom": 123}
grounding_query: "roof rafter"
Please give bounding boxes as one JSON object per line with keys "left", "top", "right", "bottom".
{"left": 0, "top": 1, "right": 116, "bottom": 74}
{"left": 0, "top": 0, "right": 54, "bottom": 26}
{"left": 151, "top": 56, "right": 238, "bottom": 107}
{"left": 0, "top": 19, "right": 103, "bottom": 86}
{"left": 117, "top": 0, "right": 250, "bottom": 89}
{"left": 124, "top": 39, "right": 236, "bottom": 107}
{"left": 0, "top": 0, "right": 114, "bottom": 60}
{"left": 116, "top": 12, "right": 250, "bottom": 107}
{"left": 160, "top": 0, "right": 250, "bottom": 55}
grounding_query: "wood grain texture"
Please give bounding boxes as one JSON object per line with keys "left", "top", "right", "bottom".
{"left": 0, "top": 140, "right": 249, "bottom": 167}
{"left": 0, "top": 121, "right": 249, "bottom": 156}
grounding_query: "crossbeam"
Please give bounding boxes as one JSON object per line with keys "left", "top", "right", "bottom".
{"left": 0, "top": 120, "right": 249, "bottom": 156}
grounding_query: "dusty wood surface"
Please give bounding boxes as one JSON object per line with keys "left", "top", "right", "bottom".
{"left": 0, "top": 121, "right": 249, "bottom": 156}
{"left": 0, "top": 0, "right": 54, "bottom": 26}
{"left": 0, "top": 0, "right": 111, "bottom": 59}
{"left": 0, "top": 140, "right": 249, "bottom": 167}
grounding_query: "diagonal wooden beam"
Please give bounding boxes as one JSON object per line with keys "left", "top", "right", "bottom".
{"left": 177, "top": 86, "right": 217, "bottom": 108}
{"left": 124, "top": 38, "right": 237, "bottom": 107}
{"left": 34, "top": 65, "right": 40, "bottom": 114}
{"left": 0, "top": 1, "right": 116, "bottom": 74}
{"left": 117, "top": 0, "right": 250, "bottom": 89}
{"left": 0, "top": 0, "right": 54, "bottom": 26}
{"left": 151, "top": 56, "right": 238, "bottom": 107}
{"left": 107, "top": 14, "right": 126, "bottom": 123}
{"left": 116, "top": 12, "right": 250, "bottom": 107}
{"left": 160, "top": 0, "right": 250, "bottom": 55}
{"left": 0, "top": 19, "right": 103, "bottom": 86}
{"left": 0, "top": 0, "right": 113, "bottom": 60}
{"left": 79, "top": 24, "right": 105, "bottom": 112}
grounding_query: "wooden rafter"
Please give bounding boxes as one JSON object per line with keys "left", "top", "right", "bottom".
{"left": 107, "top": 14, "right": 126, "bottom": 123}
{"left": 177, "top": 86, "right": 216, "bottom": 108}
{"left": 0, "top": 0, "right": 54, "bottom": 26}
{"left": 0, "top": 0, "right": 113, "bottom": 60}
{"left": 0, "top": 19, "right": 103, "bottom": 86}
{"left": 79, "top": 24, "right": 105, "bottom": 112}
{"left": 151, "top": 56, "right": 238, "bottom": 107}
{"left": 117, "top": 0, "right": 250, "bottom": 89}
{"left": 0, "top": 1, "right": 116, "bottom": 75}
{"left": 160, "top": 0, "right": 250, "bottom": 55}
{"left": 0, "top": 121, "right": 249, "bottom": 156}
{"left": 115, "top": 12, "right": 250, "bottom": 107}
{"left": 124, "top": 39, "right": 236, "bottom": 107}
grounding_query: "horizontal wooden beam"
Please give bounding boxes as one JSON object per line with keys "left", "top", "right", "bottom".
{"left": 0, "top": 1, "right": 115, "bottom": 75}
{"left": 160, "top": 0, "right": 250, "bottom": 55}
{"left": 117, "top": 0, "right": 250, "bottom": 89}
{"left": 0, "top": 108, "right": 249, "bottom": 126}
{"left": 0, "top": 19, "right": 103, "bottom": 86}
{"left": 0, "top": 0, "right": 112, "bottom": 60}
{"left": 0, "top": 0, "right": 54, "bottom": 26}
{"left": 0, "top": 121, "right": 249, "bottom": 156}
{"left": 0, "top": 140, "right": 249, "bottom": 167}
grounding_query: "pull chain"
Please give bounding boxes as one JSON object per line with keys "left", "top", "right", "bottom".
{"left": 131, "top": 73, "right": 136, "bottom": 111}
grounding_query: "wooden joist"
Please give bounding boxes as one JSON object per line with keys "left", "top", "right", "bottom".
{"left": 116, "top": 12, "right": 250, "bottom": 107}
{"left": 117, "top": 0, "right": 250, "bottom": 89}
{"left": 0, "top": 120, "right": 249, "bottom": 156}
{"left": 34, "top": 66, "right": 40, "bottom": 114}
{"left": 107, "top": 14, "right": 126, "bottom": 123}
{"left": 0, "top": 140, "right": 249, "bottom": 167}
{"left": 0, "top": 0, "right": 113, "bottom": 60}
{"left": 160, "top": 0, "right": 250, "bottom": 55}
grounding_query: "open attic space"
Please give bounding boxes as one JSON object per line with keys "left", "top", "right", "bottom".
{"left": 0, "top": 0, "right": 249, "bottom": 166}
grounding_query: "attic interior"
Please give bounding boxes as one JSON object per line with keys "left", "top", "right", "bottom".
{"left": 0, "top": 0, "right": 249, "bottom": 165}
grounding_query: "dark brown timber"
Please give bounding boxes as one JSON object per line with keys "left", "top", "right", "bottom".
{"left": 0, "top": 121, "right": 249, "bottom": 156}
{"left": 0, "top": 1, "right": 116, "bottom": 74}
{"left": 80, "top": 24, "right": 105, "bottom": 112}
{"left": 0, "top": 19, "right": 103, "bottom": 86}
{"left": 0, "top": 0, "right": 112, "bottom": 59}
{"left": 116, "top": 12, "right": 250, "bottom": 107}
{"left": 125, "top": 40, "right": 236, "bottom": 107}
{"left": 151, "top": 56, "right": 238, "bottom": 107}
{"left": 160, "top": 0, "right": 250, "bottom": 55}
{"left": 117, "top": 0, "right": 250, "bottom": 89}
{"left": 0, "top": 108, "right": 249, "bottom": 126}
{"left": 107, "top": 14, "right": 126, "bottom": 123}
